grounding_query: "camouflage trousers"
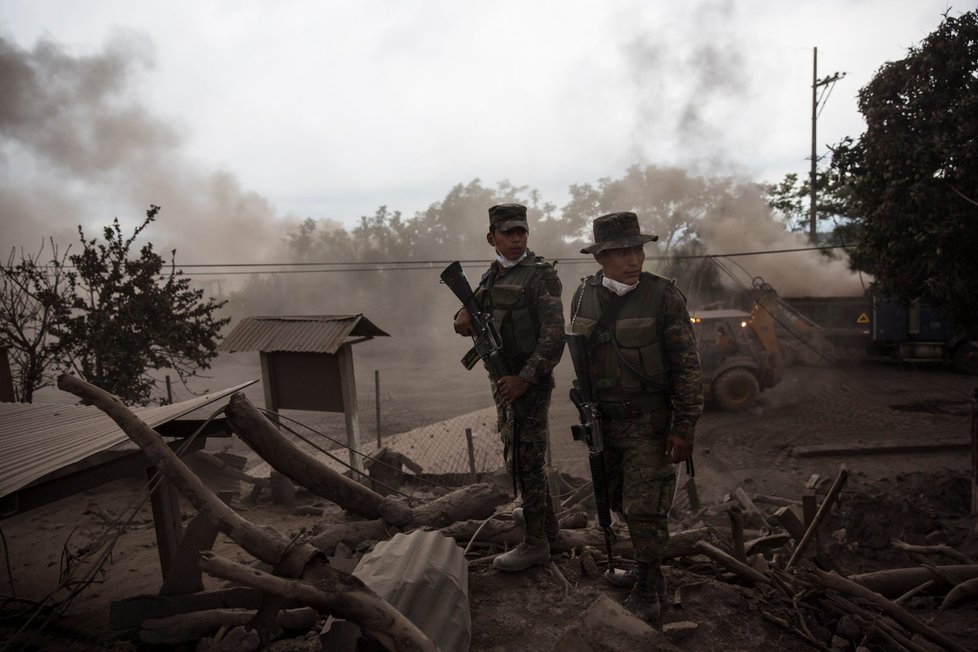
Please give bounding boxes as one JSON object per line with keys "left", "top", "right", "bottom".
{"left": 493, "top": 383, "right": 558, "bottom": 540}
{"left": 601, "top": 408, "right": 677, "bottom": 565}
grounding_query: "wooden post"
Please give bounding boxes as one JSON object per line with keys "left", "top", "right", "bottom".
{"left": 270, "top": 471, "right": 296, "bottom": 508}
{"left": 802, "top": 487, "right": 817, "bottom": 529}
{"left": 165, "top": 375, "right": 173, "bottom": 405}
{"left": 787, "top": 464, "right": 849, "bottom": 569}
{"left": 728, "top": 505, "right": 746, "bottom": 563}
{"left": 147, "top": 467, "right": 184, "bottom": 579}
{"left": 465, "top": 428, "right": 477, "bottom": 483}
{"left": 259, "top": 351, "right": 279, "bottom": 427}
{"left": 337, "top": 345, "right": 364, "bottom": 480}
{"left": 774, "top": 505, "right": 806, "bottom": 541}
{"left": 375, "top": 370, "right": 382, "bottom": 448}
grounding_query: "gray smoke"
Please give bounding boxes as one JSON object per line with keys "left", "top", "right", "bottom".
{"left": 0, "top": 32, "right": 288, "bottom": 265}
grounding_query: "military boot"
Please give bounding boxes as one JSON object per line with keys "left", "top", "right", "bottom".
{"left": 622, "top": 562, "right": 661, "bottom": 624}
{"left": 620, "top": 567, "right": 668, "bottom": 601}
{"left": 512, "top": 508, "right": 560, "bottom": 544}
{"left": 492, "top": 537, "right": 551, "bottom": 572}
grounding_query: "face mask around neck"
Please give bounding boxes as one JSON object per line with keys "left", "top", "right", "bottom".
{"left": 602, "top": 275, "right": 639, "bottom": 296}
{"left": 496, "top": 250, "right": 527, "bottom": 268}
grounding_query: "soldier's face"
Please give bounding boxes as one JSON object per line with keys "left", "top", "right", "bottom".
{"left": 488, "top": 227, "right": 528, "bottom": 261}
{"left": 596, "top": 245, "right": 645, "bottom": 284}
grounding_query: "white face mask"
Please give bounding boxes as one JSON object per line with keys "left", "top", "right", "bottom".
{"left": 496, "top": 250, "right": 528, "bottom": 268}
{"left": 602, "top": 275, "right": 639, "bottom": 296}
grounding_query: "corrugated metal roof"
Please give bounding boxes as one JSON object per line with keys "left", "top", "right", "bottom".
{"left": 353, "top": 530, "right": 470, "bottom": 652}
{"left": 218, "top": 315, "right": 390, "bottom": 354}
{"left": 0, "top": 380, "right": 257, "bottom": 500}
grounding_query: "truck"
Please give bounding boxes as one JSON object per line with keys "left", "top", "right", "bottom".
{"left": 782, "top": 294, "right": 978, "bottom": 375}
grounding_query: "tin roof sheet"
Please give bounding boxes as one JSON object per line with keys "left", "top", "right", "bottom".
{"left": 218, "top": 315, "right": 389, "bottom": 354}
{"left": 0, "top": 380, "right": 257, "bottom": 500}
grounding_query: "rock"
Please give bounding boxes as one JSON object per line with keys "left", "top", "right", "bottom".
{"left": 551, "top": 595, "right": 679, "bottom": 651}
{"left": 831, "top": 634, "right": 850, "bottom": 650}
{"left": 662, "top": 621, "right": 698, "bottom": 642}
{"left": 835, "top": 614, "right": 862, "bottom": 641}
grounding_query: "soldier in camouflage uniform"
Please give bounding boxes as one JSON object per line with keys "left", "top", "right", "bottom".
{"left": 569, "top": 211, "right": 703, "bottom": 622}
{"left": 453, "top": 203, "right": 566, "bottom": 572}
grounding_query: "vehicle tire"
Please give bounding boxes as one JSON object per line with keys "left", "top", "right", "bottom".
{"left": 952, "top": 342, "right": 978, "bottom": 375}
{"left": 713, "top": 369, "right": 760, "bottom": 411}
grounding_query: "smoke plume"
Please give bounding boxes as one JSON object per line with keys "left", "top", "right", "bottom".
{"left": 0, "top": 32, "right": 287, "bottom": 266}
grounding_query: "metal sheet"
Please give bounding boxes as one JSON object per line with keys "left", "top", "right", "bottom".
{"left": 0, "top": 380, "right": 257, "bottom": 500}
{"left": 218, "top": 315, "right": 390, "bottom": 354}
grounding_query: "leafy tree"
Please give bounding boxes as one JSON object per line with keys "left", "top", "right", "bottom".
{"left": 55, "top": 205, "right": 230, "bottom": 404}
{"left": 0, "top": 241, "right": 72, "bottom": 402}
{"left": 832, "top": 10, "right": 978, "bottom": 336}
{"left": 763, "top": 169, "right": 852, "bottom": 240}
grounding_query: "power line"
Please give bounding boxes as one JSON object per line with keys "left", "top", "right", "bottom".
{"left": 174, "top": 244, "right": 854, "bottom": 277}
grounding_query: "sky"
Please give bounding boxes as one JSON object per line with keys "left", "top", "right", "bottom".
{"left": 0, "top": 0, "right": 964, "bottom": 265}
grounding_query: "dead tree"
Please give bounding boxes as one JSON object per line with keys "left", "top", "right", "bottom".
{"left": 58, "top": 374, "right": 436, "bottom": 652}
{"left": 225, "top": 392, "right": 507, "bottom": 529}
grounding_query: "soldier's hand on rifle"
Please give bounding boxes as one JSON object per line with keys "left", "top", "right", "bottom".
{"left": 497, "top": 375, "right": 530, "bottom": 403}
{"left": 666, "top": 435, "right": 693, "bottom": 464}
{"left": 453, "top": 308, "right": 474, "bottom": 336}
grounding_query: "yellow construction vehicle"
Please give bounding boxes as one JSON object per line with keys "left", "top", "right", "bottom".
{"left": 691, "top": 307, "right": 783, "bottom": 410}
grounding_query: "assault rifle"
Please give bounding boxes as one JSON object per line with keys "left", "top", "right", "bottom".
{"left": 566, "top": 332, "right": 630, "bottom": 585}
{"left": 441, "top": 261, "right": 525, "bottom": 495}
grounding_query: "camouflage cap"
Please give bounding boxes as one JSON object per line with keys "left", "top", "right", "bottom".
{"left": 580, "top": 211, "right": 658, "bottom": 255}
{"left": 488, "top": 203, "right": 529, "bottom": 232}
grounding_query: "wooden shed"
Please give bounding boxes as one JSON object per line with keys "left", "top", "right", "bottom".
{"left": 218, "top": 314, "right": 389, "bottom": 476}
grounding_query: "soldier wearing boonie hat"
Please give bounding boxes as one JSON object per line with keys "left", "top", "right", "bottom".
{"left": 569, "top": 211, "right": 703, "bottom": 624}
{"left": 452, "top": 202, "right": 565, "bottom": 572}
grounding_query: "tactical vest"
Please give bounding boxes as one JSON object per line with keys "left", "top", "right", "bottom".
{"left": 475, "top": 256, "right": 556, "bottom": 368}
{"left": 570, "top": 271, "right": 672, "bottom": 407}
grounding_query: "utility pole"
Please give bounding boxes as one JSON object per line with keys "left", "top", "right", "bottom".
{"left": 810, "top": 47, "right": 845, "bottom": 243}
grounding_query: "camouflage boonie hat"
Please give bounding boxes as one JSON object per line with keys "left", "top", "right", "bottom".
{"left": 488, "top": 203, "right": 529, "bottom": 232}
{"left": 580, "top": 211, "right": 658, "bottom": 255}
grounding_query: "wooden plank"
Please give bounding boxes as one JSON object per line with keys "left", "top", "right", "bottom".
{"left": 110, "top": 587, "right": 262, "bottom": 630}
{"left": 158, "top": 512, "right": 220, "bottom": 596}
{"left": 337, "top": 344, "right": 365, "bottom": 480}
{"left": 734, "top": 487, "right": 769, "bottom": 527}
{"left": 728, "top": 505, "right": 746, "bottom": 563}
{"left": 793, "top": 439, "right": 969, "bottom": 458}
{"left": 774, "top": 505, "right": 806, "bottom": 541}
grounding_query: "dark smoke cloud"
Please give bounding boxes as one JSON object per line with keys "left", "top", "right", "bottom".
{"left": 0, "top": 32, "right": 287, "bottom": 266}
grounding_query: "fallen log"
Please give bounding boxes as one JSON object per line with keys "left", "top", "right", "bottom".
{"left": 940, "top": 576, "right": 978, "bottom": 609}
{"left": 891, "top": 539, "right": 974, "bottom": 564}
{"left": 813, "top": 569, "right": 968, "bottom": 652}
{"left": 199, "top": 552, "right": 437, "bottom": 652}
{"left": 693, "top": 541, "right": 769, "bottom": 585}
{"left": 225, "top": 393, "right": 508, "bottom": 527}
{"left": 139, "top": 607, "right": 317, "bottom": 646}
{"left": 225, "top": 393, "right": 410, "bottom": 524}
{"left": 848, "top": 564, "right": 978, "bottom": 597}
{"left": 58, "top": 375, "right": 435, "bottom": 652}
